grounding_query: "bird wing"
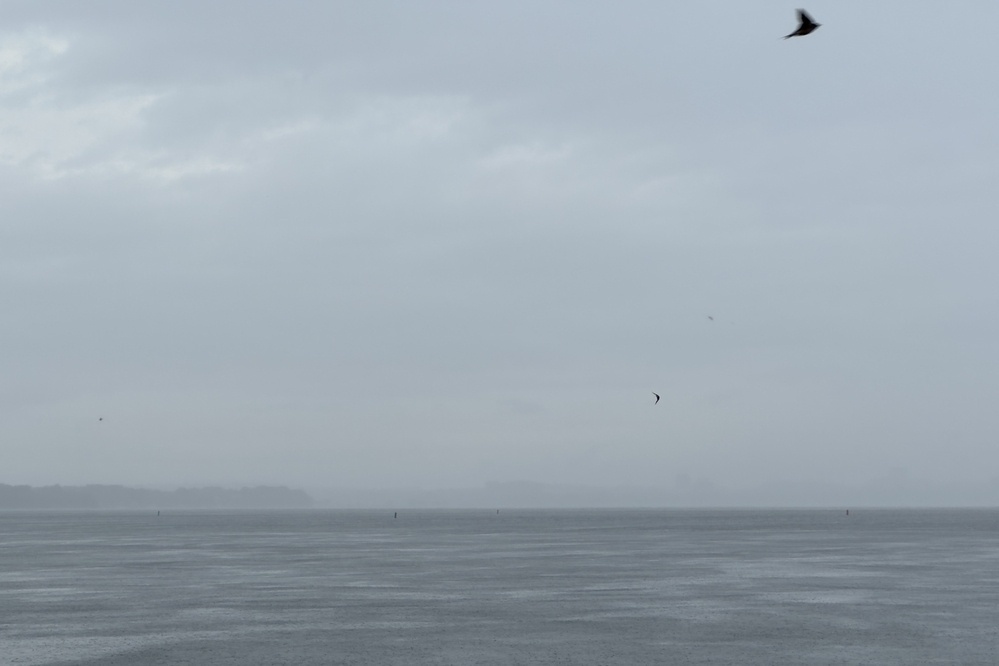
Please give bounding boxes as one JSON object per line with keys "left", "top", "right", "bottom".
{"left": 797, "top": 9, "right": 816, "bottom": 27}
{"left": 653, "top": 392, "right": 660, "bottom": 404}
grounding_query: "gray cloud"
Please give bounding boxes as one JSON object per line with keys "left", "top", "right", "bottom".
{"left": 2, "top": 2, "right": 999, "bottom": 503}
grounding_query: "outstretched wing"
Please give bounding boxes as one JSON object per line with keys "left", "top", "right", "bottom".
{"left": 652, "top": 392, "right": 660, "bottom": 404}
{"left": 797, "top": 9, "right": 817, "bottom": 28}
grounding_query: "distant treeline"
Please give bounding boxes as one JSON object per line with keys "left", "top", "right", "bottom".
{"left": 0, "top": 484, "right": 314, "bottom": 510}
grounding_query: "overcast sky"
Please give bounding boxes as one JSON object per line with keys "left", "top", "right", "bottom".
{"left": 3, "top": 2, "right": 999, "bottom": 503}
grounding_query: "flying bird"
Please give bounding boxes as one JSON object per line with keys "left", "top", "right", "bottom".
{"left": 784, "top": 9, "right": 820, "bottom": 39}
{"left": 652, "top": 392, "right": 660, "bottom": 405}
{"left": 707, "top": 316, "right": 714, "bottom": 321}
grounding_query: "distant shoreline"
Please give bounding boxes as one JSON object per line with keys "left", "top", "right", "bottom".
{"left": 0, "top": 483, "right": 313, "bottom": 510}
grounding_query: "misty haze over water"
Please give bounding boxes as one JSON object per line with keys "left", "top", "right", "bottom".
{"left": 309, "top": 476, "right": 999, "bottom": 509}
{"left": 4, "top": 475, "right": 998, "bottom": 511}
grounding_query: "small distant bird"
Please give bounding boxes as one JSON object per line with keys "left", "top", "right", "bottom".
{"left": 707, "top": 316, "right": 714, "bottom": 321}
{"left": 98, "top": 417, "right": 103, "bottom": 422}
{"left": 784, "top": 9, "right": 820, "bottom": 39}
{"left": 652, "top": 392, "right": 660, "bottom": 405}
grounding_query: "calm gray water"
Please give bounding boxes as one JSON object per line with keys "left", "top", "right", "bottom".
{"left": 1, "top": 509, "right": 997, "bottom": 665}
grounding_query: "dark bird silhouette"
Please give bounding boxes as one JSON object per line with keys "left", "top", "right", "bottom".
{"left": 652, "top": 392, "right": 660, "bottom": 405}
{"left": 784, "top": 9, "right": 820, "bottom": 39}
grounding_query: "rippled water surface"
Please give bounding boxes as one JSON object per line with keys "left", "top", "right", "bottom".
{"left": 2, "top": 509, "right": 998, "bottom": 665}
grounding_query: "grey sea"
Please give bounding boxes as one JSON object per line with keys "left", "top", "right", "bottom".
{"left": 1, "top": 510, "right": 997, "bottom": 665}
